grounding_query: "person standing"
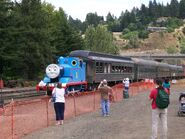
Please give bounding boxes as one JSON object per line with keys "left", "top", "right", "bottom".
{"left": 98, "top": 79, "right": 113, "bottom": 117}
{"left": 123, "top": 78, "right": 130, "bottom": 98}
{"left": 163, "top": 79, "right": 171, "bottom": 94}
{"left": 50, "top": 83, "right": 65, "bottom": 125}
{"left": 149, "top": 79, "right": 170, "bottom": 139}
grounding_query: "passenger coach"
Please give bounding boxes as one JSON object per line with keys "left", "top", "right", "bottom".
{"left": 69, "top": 50, "right": 134, "bottom": 87}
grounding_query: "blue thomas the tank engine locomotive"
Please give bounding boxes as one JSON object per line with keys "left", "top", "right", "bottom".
{"left": 37, "top": 56, "right": 87, "bottom": 95}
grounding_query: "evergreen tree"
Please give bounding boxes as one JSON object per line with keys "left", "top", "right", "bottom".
{"left": 52, "top": 8, "right": 84, "bottom": 56}
{"left": 84, "top": 25, "right": 118, "bottom": 54}
{"left": 68, "top": 16, "right": 84, "bottom": 32}
{"left": 12, "top": 0, "right": 53, "bottom": 79}
{"left": 0, "top": 0, "right": 15, "bottom": 78}
{"left": 106, "top": 12, "right": 115, "bottom": 23}
{"left": 170, "top": 0, "right": 179, "bottom": 17}
{"left": 179, "top": 0, "right": 185, "bottom": 18}
{"left": 85, "top": 12, "right": 104, "bottom": 27}
{"left": 138, "top": 4, "right": 150, "bottom": 25}
{"left": 148, "top": 0, "right": 155, "bottom": 18}
{"left": 119, "top": 10, "right": 130, "bottom": 30}
{"left": 163, "top": 3, "right": 171, "bottom": 17}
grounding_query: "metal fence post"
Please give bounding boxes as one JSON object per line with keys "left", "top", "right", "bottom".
{"left": 11, "top": 99, "right": 14, "bottom": 139}
{"left": 0, "top": 78, "right": 4, "bottom": 108}
{"left": 46, "top": 99, "right": 49, "bottom": 127}
{"left": 73, "top": 95, "right": 77, "bottom": 116}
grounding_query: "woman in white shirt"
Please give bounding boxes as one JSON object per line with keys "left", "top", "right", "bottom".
{"left": 51, "top": 83, "right": 65, "bottom": 125}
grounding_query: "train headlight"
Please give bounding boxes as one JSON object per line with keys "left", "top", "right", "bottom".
{"left": 46, "top": 64, "right": 60, "bottom": 79}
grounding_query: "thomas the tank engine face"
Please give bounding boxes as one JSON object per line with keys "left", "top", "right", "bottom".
{"left": 45, "top": 64, "right": 60, "bottom": 79}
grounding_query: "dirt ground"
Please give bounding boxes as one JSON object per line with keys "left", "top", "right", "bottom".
{"left": 23, "top": 83, "right": 185, "bottom": 139}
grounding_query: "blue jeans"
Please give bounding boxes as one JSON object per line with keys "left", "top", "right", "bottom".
{"left": 54, "top": 102, "right": 65, "bottom": 120}
{"left": 101, "top": 99, "right": 110, "bottom": 116}
{"left": 125, "top": 87, "right": 129, "bottom": 93}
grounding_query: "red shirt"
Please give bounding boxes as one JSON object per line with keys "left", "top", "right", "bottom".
{"left": 149, "top": 88, "right": 169, "bottom": 109}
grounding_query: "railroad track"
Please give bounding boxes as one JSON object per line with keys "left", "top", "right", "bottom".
{"left": 0, "top": 88, "right": 46, "bottom": 105}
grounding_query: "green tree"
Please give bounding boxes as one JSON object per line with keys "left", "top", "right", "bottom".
{"left": 170, "top": 0, "right": 179, "bottom": 17}
{"left": 52, "top": 8, "right": 84, "bottom": 56}
{"left": 84, "top": 25, "right": 118, "bottom": 54}
{"left": 85, "top": 12, "right": 104, "bottom": 27}
{"left": 11, "top": 0, "right": 53, "bottom": 79}
{"left": 0, "top": 0, "right": 16, "bottom": 79}
{"left": 106, "top": 12, "right": 115, "bottom": 23}
{"left": 126, "top": 34, "right": 140, "bottom": 48}
{"left": 68, "top": 16, "right": 84, "bottom": 32}
{"left": 107, "top": 20, "right": 121, "bottom": 32}
{"left": 179, "top": 0, "right": 185, "bottom": 18}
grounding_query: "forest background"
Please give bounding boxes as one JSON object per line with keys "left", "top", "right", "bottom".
{"left": 1, "top": 0, "right": 185, "bottom": 86}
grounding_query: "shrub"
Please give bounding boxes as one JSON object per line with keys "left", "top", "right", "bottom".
{"left": 122, "top": 28, "right": 130, "bottom": 35}
{"left": 122, "top": 31, "right": 138, "bottom": 40}
{"left": 138, "top": 30, "right": 149, "bottom": 39}
{"left": 166, "top": 46, "right": 178, "bottom": 54}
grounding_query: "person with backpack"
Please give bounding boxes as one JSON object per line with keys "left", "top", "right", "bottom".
{"left": 149, "top": 79, "right": 170, "bottom": 139}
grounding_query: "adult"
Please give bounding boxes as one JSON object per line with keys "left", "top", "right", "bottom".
{"left": 50, "top": 83, "right": 65, "bottom": 125}
{"left": 149, "top": 79, "right": 170, "bottom": 139}
{"left": 123, "top": 77, "right": 130, "bottom": 98}
{"left": 163, "top": 79, "right": 171, "bottom": 94}
{"left": 98, "top": 79, "right": 113, "bottom": 117}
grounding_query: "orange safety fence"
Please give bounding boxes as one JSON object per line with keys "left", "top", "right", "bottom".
{"left": 0, "top": 81, "right": 154, "bottom": 139}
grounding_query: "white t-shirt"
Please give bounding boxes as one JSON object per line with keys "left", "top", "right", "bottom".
{"left": 123, "top": 80, "right": 130, "bottom": 88}
{"left": 52, "top": 88, "right": 65, "bottom": 103}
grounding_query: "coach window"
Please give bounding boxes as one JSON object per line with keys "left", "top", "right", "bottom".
{"left": 96, "top": 62, "right": 99, "bottom": 73}
{"left": 128, "top": 67, "right": 132, "bottom": 73}
{"left": 122, "top": 66, "right": 126, "bottom": 72}
{"left": 108, "top": 64, "right": 111, "bottom": 73}
{"left": 112, "top": 66, "right": 115, "bottom": 73}
{"left": 99, "top": 62, "right": 103, "bottom": 73}
{"left": 104, "top": 63, "right": 107, "bottom": 73}
{"left": 115, "top": 66, "right": 119, "bottom": 72}
{"left": 118, "top": 66, "right": 121, "bottom": 73}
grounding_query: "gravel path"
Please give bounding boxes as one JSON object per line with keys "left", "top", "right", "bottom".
{"left": 23, "top": 84, "right": 185, "bottom": 139}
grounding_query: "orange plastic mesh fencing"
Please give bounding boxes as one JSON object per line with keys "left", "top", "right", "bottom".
{"left": 130, "top": 84, "right": 138, "bottom": 96}
{"left": 0, "top": 82, "right": 152, "bottom": 139}
{"left": 0, "top": 106, "right": 13, "bottom": 139}
{"left": 64, "top": 95, "right": 76, "bottom": 119}
{"left": 72, "top": 92, "right": 96, "bottom": 116}
{"left": 112, "top": 85, "right": 123, "bottom": 102}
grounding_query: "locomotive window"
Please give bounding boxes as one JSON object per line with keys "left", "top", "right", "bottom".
{"left": 72, "top": 60, "right": 77, "bottom": 66}
{"left": 79, "top": 60, "right": 83, "bottom": 67}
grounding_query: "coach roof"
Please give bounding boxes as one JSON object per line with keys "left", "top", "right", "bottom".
{"left": 69, "top": 50, "right": 133, "bottom": 63}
